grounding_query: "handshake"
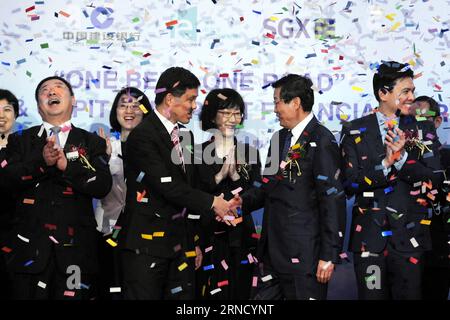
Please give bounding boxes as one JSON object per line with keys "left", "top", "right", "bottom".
{"left": 212, "top": 194, "right": 243, "bottom": 226}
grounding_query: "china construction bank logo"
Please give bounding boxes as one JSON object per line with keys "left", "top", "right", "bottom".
{"left": 168, "top": 7, "right": 198, "bottom": 42}
{"left": 90, "top": 6, "right": 115, "bottom": 29}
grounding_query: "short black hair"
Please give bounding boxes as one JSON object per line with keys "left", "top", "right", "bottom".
{"left": 271, "top": 74, "right": 314, "bottom": 112}
{"left": 415, "top": 95, "right": 440, "bottom": 117}
{"left": 109, "top": 87, "right": 152, "bottom": 132}
{"left": 200, "top": 88, "right": 246, "bottom": 131}
{"left": 35, "top": 76, "right": 74, "bottom": 102}
{"left": 154, "top": 67, "right": 200, "bottom": 106}
{"left": 0, "top": 89, "right": 19, "bottom": 118}
{"left": 373, "top": 61, "right": 414, "bottom": 102}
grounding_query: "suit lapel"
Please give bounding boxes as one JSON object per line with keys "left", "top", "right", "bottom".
{"left": 365, "top": 113, "right": 384, "bottom": 156}
{"left": 64, "top": 125, "right": 84, "bottom": 152}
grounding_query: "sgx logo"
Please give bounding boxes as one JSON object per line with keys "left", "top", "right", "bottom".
{"left": 263, "top": 17, "right": 336, "bottom": 40}
{"left": 170, "top": 7, "right": 198, "bottom": 41}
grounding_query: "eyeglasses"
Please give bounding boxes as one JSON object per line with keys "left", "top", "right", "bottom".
{"left": 117, "top": 104, "right": 141, "bottom": 111}
{"left": 217, "top": 110, "right": 242, "bottom": 120}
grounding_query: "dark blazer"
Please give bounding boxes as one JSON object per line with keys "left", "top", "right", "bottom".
{"left": 242, "top": 116, "right": 346, "bottom": 275}
{"left": 195, "top": 139, "right": 261, "bottom": 248}
{"left": 340, "top": 113, "right": 443, "bottom": 254}
{"left": 0, "top": 147, "right": 15, "bottom": 243}
{"left": 118, "top": 111, "right": 215, "bottom": 258}
{"left": 1, "top": 124, "right": 112, "bottom": 274}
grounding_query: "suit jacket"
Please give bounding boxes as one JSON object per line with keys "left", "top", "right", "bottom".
{"left": 195, "top": 139, "right": 261, "bottom": 249}
{"left": 340, "top": 113, "right": 443, "bottom": 254}
{"left": 1, "top": 124, "right": 112, "bottom": 274}
{"left": 118, "top": 111, "right": 215, "bottom": 258}
{"left": 242, "top": 116, "right": 346, "bottom": 275}
{"left": 0, "top": 147, "right": 15, "bottom": 243}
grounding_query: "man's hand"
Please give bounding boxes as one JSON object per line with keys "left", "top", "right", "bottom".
{"left": 194, "top": 246, "right": 203, "bottom": 270}
{"left": 43, "top": 135, "right": 60, "bottom": 166}
{"left": 55, "top": 149, "right": 68, "bottom": 171}
{"left": 228, "top": 194, "right": 243, "bottom": 211}
{"left": 383, "top": 127, "right": 406, "bottom": 167}
{"left": 98, "top": 127, "right": 112, "bottom": 156}
{"left": 316, "top": 260, "right": 334, "bottom": 284}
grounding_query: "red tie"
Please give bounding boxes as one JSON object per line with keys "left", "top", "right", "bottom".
{"left": 171, "top": 126, "right": 185, "bottom": 172}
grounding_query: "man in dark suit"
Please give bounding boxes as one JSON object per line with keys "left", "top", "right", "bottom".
{"left": 413, "top": 95, "right": 449, "bottom": 300}
{"left": 340, "top": 62, "right": 443, "bottom": 299}
{"left": 230, "top": 74, "right": 346, "bottom": 300}
{"left": 118, "top": 67, "right": 233, "bottom": 300}
{"left": 2, "top": 76, "right": 112, "bottom": 299}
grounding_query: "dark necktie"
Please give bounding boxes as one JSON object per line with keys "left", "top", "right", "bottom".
{"left": 280, "top": 130, "right": 293, "bottom": 162}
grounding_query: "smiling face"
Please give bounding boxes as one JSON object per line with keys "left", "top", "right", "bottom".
{"left": 165, "top": 88, "right": 198, "bottom": 124}
{"left": 116, "top": 94, "right": 144, "bottom": 132}
{"left": 37, "top": 79, "right": 75, "bottom": 124}
{"left": 379, "top": 77, "right": 415, "bottom": 116}
{"left": 0, "top": 99, "right": 16, "bottom": 136}
{"left": 214, "top": 107, "right": 242, "bottom": 137}
{"left": 273, "top": 87, "right": 300, "bottom": 129}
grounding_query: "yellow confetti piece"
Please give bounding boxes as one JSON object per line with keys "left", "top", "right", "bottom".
{"left": 355, "top": 136, "right": 361, "bottom": 144}
{"left": 141, "top": 234, "right": 153, "bottom": 240}
{"left": 139, "top": 104, "right": 148, "bottom": 114}
{"left": 351, "top": 86, "right": 364, "bottom": 92}
{"left": 364, "top": 176, "right": 372, "bottom": 185}
{"left": 385, "top": 14, "right": 396, "bottom": 21}
{"left": 391, "top": 22, "right": 401, "bottom": 31}
{"left": 106, "top": 239, "right": 117, "bottom": 247}
{"left": 291, "top": 143, "right": 300, "bottom": 150}
{"left": 251, "top": 59, "right": 259, "bottom": 65}
{"left": 185, "top": 251, "right": 197, "bottom": 258}
{"left": 408, "top": 59, "right": 416, "bottom": 67}
{"left": 178, "top": 262, "right": 188, "bottom": 271}
{"left": 340, "top": 114, "right": 349, "bottom": 120}
{"left": 153, "top": 231, "right": 164, "bottom": 237}
{"left": 420, "top": 219, "right": 431, "bottom": 225}
{"left": 194, "top": 234, "right": 199, "bottom": 242}
{"left": 269, "top": 16, "right": 279, "bottom": 21}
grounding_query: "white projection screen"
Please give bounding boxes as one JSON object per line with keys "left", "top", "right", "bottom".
{"left": 1, "top": 0, "right": 449, "bottom": 163}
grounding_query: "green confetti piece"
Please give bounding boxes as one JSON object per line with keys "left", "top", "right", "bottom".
{"left": 365, "top": 274, "right": 377, "bottom": 282}
{"left": 261, "top": 111, "right": 271, "bottom": 115}
{"left": 132, "top": 17, "right": 140, "bottom": 23}
{"left": 235, "top": 124, "right": 244, "bottom": 129}
{"left": 26, "top": 71, "right": 32, "bottom": 77}
{"left": 40, "top": 43, "right": 49, "bottom": 49}
{"left": 86, "top": 39, "right": 98, "bottom": 45}
{"left": 132, "top": 50, "right": 143, "bottom": 56}
{"left": 415, "top": 116, "right": 427, "bottom": 121}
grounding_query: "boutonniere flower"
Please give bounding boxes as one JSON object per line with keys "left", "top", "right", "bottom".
{"left": 282, "top": 143, "right": 307, "bottom": 181}
{"left": 66, "top": 144, "right": 96, "bottom": 172}
{"left": 403, "top": 129, "right": 431, "bottom": 156}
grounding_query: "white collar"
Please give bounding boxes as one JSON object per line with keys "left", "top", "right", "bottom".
{"left": 154, "top": 107, "right": 178, "bottom": 135}
{"left": 42, "top": 120, "right": 72, "bottom": 134}
{"left": 290, "top": 112, "right": 314, "bottom": 145}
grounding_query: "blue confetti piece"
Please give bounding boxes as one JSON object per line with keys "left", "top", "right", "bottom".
{"left": 111, "top": 131, "right": 121, "bottom": 140}
{"left": 25, "top": 38, "right": 33, "bottom": 42}
{"left": 351, "top": 182, "right": 359, "bottom": 189}
{"left": 374, "top": 164, "right": 384, "bottom": 171}
{"left": 136, "top": 171, "right": 145, "bottom": 183}
{"left": 203, "top": 264, "right": 214, "bottom": 271}
{"left": 89, "top": 46, "right": 100, "bottom": 49}
{"left": 252, "top": 10, "right": 261, "bottom": 14}
{"left": 406, "top": 222, "right": 415, "bottom": 229}
{"left": 35, "top": 1, "right": 45, "bottom": 4}
{"left": 326, "top": 187, "right": 337, "bottom": 195}
{"left": 306, "top": 53, "right": 317, "bottom": 59}
{"left": 316, "top": 175, "right": 328, "bottom": 181}
{"left": 170, "top": 286, "right": 182, "bottom": 294}
{"left": 261, "top": 82, "right": 272, "bottom": 89}
{"left": 271, "top": 40, "right": 278, "bottom": 45}
{"left": 253, "top": 181, "right": 262, "bottom": 188}
{"left": 24, "top": 260, "right": 34, "bottom": 266}
{"left": 240, "top": 260, "right": 249, "bottom": 264}
{"left": 82, "top": 9, "right": 89, "bottom": 18}
{"left": 16, "top": 58, "right": 26, "bottom": 64}
{"left": 125, "top": 37, "right": 135, "bottom": 43}
{"left": 140, "top": 60, "right": 150, "bottom": 66}
{"left": 80, "top": 283, "right": 90, "bottom": 290}
{"left": 251, "top": 40, "right": 260, "bottom": 46}
{"left": 381, "top": 230, "right": 392, "bottom": 237}
{"left": 423, "top": 152, "right": 433, "bottom": 158}
{"left": 359, "top": 127, "right": 367, "bottom": 133}
{"left": 237, "top": 207, "right": 242, "bottom": 216}
{"left": 1, "top": 61, "right": 11, "bottom": 66}
{"left": 384, "top": 186, "right": 393, "bottom": 194}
